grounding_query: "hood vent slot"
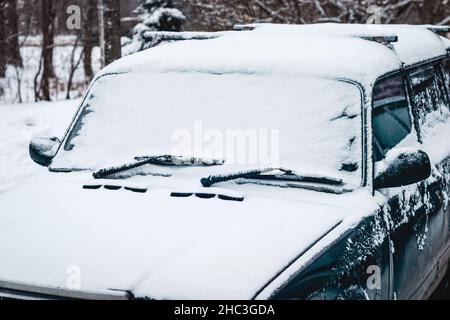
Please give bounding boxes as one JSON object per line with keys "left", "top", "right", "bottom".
{"left": 218, "top": 194, "right": 244, "bottom": 202}
{"left": 171, "top": 192, "right": 193, "bottom": 198}
{"left": 104, "top": 185, "right": 122, "bottom": 190}
{"left": 196, "top": 193, "right": 216, "bottom": 199}
{"left": 83, "top": 185, "right": 102, "bottom": 190}
{"left": 124, "top": 187, "right": 147, "bottom": 193}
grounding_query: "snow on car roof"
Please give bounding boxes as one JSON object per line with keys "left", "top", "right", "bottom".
{"left": 101, "top": 24, "right": 449, "bottom": 86}
{"left": 243, "top": 23, "right": 449, "bottom": 66}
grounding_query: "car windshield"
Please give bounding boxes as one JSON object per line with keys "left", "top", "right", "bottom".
{"left": 51, "top": 72, "right": 363, "bottom": 187}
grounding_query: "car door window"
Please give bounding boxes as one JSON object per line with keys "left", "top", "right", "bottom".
{"left": 372, "top": 75, "right": 412, "bottom": 162}
{"left": 408, "top": 64, "right": 450, "bottom": 132}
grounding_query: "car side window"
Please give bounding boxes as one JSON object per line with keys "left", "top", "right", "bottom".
{"left": 408, "top": 64, "right": 449, "bottom": 130}
{"left": 372, "top": 75, "right": 412, "bottom": 162}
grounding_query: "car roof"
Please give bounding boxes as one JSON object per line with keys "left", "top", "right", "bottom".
{"left": 101, "top": 23, "right": 450, "bottom": 87}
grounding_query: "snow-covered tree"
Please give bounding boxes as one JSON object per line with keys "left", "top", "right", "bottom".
{"left": 134, "top": 0, "right": 186, "bottom": 35}
{"left": 123, "top": 0, "right": 186, "bottom": 56}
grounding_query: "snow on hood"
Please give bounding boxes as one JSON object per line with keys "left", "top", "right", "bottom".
{"left": 0, "top": 181, "right": 348, "bottom": 299}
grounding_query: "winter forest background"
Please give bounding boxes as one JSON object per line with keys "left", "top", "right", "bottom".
{"left": 1, "top": 0, "right": 450, "bottom": 105}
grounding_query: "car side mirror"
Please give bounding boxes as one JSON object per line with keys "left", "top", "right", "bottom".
{"left": 29, "top": 137, "right": 61, "bottom": 167}
{"left": 374, "top": 148, "right": 431, "bottom": 190}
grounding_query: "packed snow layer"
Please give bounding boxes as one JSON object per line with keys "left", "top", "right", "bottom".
{"left": 242, "top": 23, "right": 449, "bottom": 67}
{"left": 100, "top": 31, "right": 401, "bottom": 86}
{"left": 0, "top": 180, "right": 349, "bottom": 299}
{"left": 52, "top": 72, "right": 363, "bottom": 187}
{"left": 101, "top": 24, "right": 448, "bottom": 87}
{"left": 0, "top": 100, "right": 79, "bottom": 193}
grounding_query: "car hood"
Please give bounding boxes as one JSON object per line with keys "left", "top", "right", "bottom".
{"left": 0, "top": 181, "right": 347, "bottom": 300}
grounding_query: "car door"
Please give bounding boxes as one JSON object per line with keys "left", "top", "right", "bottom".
{"left": 442, "top": 57, "right": 450, "bottom": 249}
{"left": 390, "top": 61, "right": 450, "bottom": 300}
{"left": 371, "top": 65, "right": 450, "bottom": 299}
{"left": 371, "top": 72, "right": 418, "bottom": 299}
{"left": 443, "top": 58, "right": 450, "bottom": 93}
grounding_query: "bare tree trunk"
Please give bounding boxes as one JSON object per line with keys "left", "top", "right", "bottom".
{"left": 66, "top": 35, "right": 84, "bottom": 100}
{"left": 14, "top": 66, "right": 22, "bottom": 103}
{"left": 99, "top": 0, "right": 122, "bottom": 67}
{"left": 0, "top": 1, "right": 6, "bottom": 78}
{"left": 82, "top": 0, "right": 98, "bottom": 82}
{"left": 3, "top": 0, "right": 22, "bottom": 67}
{"left": 34, "top": 50, "right": 43, "bottom": 102}
{"left": 39, "top": 0, "right": 56, "bottom": 101}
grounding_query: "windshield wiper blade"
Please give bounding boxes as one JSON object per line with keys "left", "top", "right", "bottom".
{"left": 93, "top": 155, "right": 224, "bottom": 179}
{"left": 200, "top": 168, "right": 343, "bottom": 188}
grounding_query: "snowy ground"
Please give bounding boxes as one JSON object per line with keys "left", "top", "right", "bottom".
{"left": 0, "top": 36, "right": 101, "bottom": 105}
{"left": 0, "top": 99, "right": 79, "bottom": 193}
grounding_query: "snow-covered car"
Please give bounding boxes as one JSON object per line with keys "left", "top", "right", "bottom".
{"left": 1, "top": 24, "right": 450, "bottom": 300}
